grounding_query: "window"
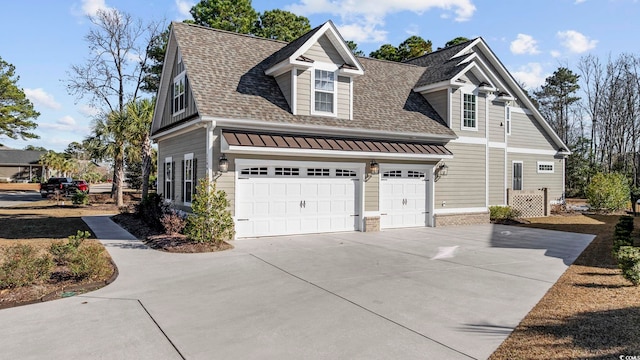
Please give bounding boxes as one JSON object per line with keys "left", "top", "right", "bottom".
{"left": 335, "top": 169, "right": 356, "bottom": 177}
{"left": 383, "top": 170, "right": 402, "bottom": 178}
{"left": 164, "top": 157, "right": 173, "bottom": 200}
{"left": 462, "top": 93, "right": 477, "bottom": 130}
{"left": 407, "top": 171, "right": 425, "bottom": 178}
{"left": 512, "top": 161, "right": 523, "bottom": 190}
{"left": 240, "top": 167, "right": 268, "bottom": 176}
{"left": 537, "top": 161, "right": 554, "bottom": 173}
{"left": 173, "top": 72, "right": 186, "bottom": 115}
{"left": 307, "top": 168, "right": 330, "bottom": 176}
{"left": 184, "top": 154, "right": 194, "bottom": 204}
{"left": 275, "top": 167, "right": 299, "bottom": 176}
{"left": 314, "top": 70, "right": 335, "bottom": 113}
{"left": 506, "top": 106, "right": 511, "bottom": 135}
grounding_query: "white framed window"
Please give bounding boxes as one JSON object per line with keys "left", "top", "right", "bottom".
{"left": 512, "top": 161, "right": 523, "bottom": 191}
{"left": 164, "top": 157, "right": 173, "bottom": 201}
{"left": 462, "top": 92, "right": 477, "bottom": 130}
{"left": 184, "top": 153, "right": 194, "bottom": 204}
{"left": 173, "top": 71, "right": 186, "bottom": 115}
{"left": 313, "top": 69, "right": 335, "bottom": 114}
{"left": 506, "top": 106, "right": 511, "bottom": 135}
{"left": 537, "top": 161, "right": 554, "bottom": 174}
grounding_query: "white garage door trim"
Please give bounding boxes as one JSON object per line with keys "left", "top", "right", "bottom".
{"left": 379, "top": 164, "right": 435, "bottom": 229}
{"left": 235, "top": 159, "right": 365, "bottom": 238}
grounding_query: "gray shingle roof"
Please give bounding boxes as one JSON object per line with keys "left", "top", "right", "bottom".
{"left": 404, "top": 39, "right": 477, "bottom": 87}
{"left": 169, "top": 22, "right": 455, "bottom": 138}
{"left": 0, "top": 150, "right": 45, "bottom": 165}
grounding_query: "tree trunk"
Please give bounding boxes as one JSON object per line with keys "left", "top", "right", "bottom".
{"left": 141, "top": 135, "right": 152, "bottom": 199}
{"left": 113, "top": 144, "right": 125, "bottom": 207}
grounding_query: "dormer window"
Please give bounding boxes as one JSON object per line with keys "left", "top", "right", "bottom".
{"left": 314, "top": 69, "right": 335, "bottom": 114}
{"left": 462, "top": 92, "right": 477, "bottom": 130}
{"left": 173, "top": 71, "right": 186, "bottom": 115}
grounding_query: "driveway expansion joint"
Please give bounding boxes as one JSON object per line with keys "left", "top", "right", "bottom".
{"left": 249, "top": 253, "right": 477, "bottom": 360}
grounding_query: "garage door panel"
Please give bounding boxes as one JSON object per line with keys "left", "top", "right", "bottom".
{"left": 236, "top": 164, "right": 360, "bottom": 237}
{"left": 380, "top": 167, "right": 429, "bottom": 229}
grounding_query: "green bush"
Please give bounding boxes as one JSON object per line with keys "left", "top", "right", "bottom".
{"left": 615, "top": 246, "right": 640, "bottom": 285}
{"left": 586, "top": 172, "right": 630, "bottom": 212}
{"left": 489, "top": 206, "right": 521, "bottom": 221}
{"left": 135, "top": 193, "right": 167, "bottom": 230}
{"left": 160, "top": 210, "right": 186, "bottom": 235}
{"left": 72, "top": 191, "right": 89, "bottom": 205}
{"left": 68, "top": 243, "right": 111, "bottom": 280}
{"left": 0, "top": 244, "right": 53, "bottom": 289}
{"left": 185, "top": 178, "right": 235, "bottom": 244}
{"left": 49, "top": 230, "right": 90, "bottom": 265}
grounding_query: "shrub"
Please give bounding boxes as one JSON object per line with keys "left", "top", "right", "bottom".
{"left": 0, "top": 244, "right": 53, "bottom": 289}
{"left": 135, "top": 193, "right": 167, "bottom": 230}
{"left": 49, "top": 230, "right": 90, "bottom": 265}
{"left": 160, "top": 210, "right": 186, "bottom": 235}
{"left": 489, "top": 206, "right": 521, "bottom": 221}
{"left": 185, "top": 178, "right": 235, "bottom": 244}
{"left": 615, "top": 246, "right": 640, "bottom": 285}
{"left": 72, "top": 191, "right": 89, "bottom": 205}
{"left": 586, "top": 172, "right": 630, "bottom": 212}
{"left": 613, "top": 216, "right": 635, "bottom": 253}
{"left": 68, "top": 243, "right": 111, "bottom": 280}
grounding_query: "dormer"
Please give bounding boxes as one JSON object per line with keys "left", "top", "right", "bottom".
{"left": 264, "top": 21, "right": 364, "bottom": 119}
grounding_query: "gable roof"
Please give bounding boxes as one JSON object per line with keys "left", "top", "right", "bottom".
{"left": 154, "top": 22, "right": 455, "bottom": 140}
{"left": 0, "top": 150, "right": 45, "bottom": 165}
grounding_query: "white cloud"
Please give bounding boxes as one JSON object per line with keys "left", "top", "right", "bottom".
{"left": 286, "top": 0, "right": 476, "bottom": 43}
{"left": 405, "top": 24, "right": 420, "bottom": 36}
{"left": 512, "top": 62, "right": 548, "bottom": 89}
{"left": 574, "top": 0, "right": 586, "bottom": 4}
{"left": 550, "top": 50, "right": 561, "bottom": 58}
{"left": 557, "top": 30, "right": 597, "bottom": 53}
{"left": 80, "top": 0, "right": 111, "bottom": 16}
{"left": 58, "top": 116, "right": 77, "bottom": 126}
{"left": 40, "top": 116, "right": 82, "bottom": 132}
{"left": 24, "top": 88, "right": 62, "bottom": 110}
{"left": 175, "top": 0, "right": 195, "bottom": 18}
{"left": 510, "top": 34, "right": 540, "bottom": 55}
{"left": 337, "top": 22, "right": 387, "bottom": 43}
{"left": 78, "top": 104, "right": 100, "bottom": 117}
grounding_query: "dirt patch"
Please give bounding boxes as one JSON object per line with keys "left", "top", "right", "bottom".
{"left": 490, "top": 214, "right": 640, "bottom": 359}
{"left": 111, "top": 213, "right": 233, "bottom": 253}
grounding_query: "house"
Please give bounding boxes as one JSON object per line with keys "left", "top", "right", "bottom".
{"left": 150, "top": 21, "right": 569, "bottom": 238}
{"left": 0, "top": 149, "right": 45, "bottom": 182}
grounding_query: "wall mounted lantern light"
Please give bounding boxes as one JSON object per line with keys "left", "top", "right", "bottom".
{"left": 435, "top": 162, "right": 449, "bottom": 181}
{"left": 365, "top": 160, "right": 380, "bottom": 182}
{"left": 214, "top": 154, "right": 229, "bottom": 179}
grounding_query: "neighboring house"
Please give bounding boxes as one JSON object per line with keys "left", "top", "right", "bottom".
{"left": 151, "top": 21, "right": 569, "bottom": 238}
{"left": 0, "top": 149, "right": 45, "bottom": 182}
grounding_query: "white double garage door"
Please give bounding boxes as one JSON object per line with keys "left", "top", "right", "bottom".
{"left": 235, "top": 161, "right": 432, "bottom": 238}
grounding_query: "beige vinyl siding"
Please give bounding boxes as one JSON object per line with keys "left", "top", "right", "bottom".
{"left": 423, "top": 90, "right": 448, "bottom": 125}
{"left": 303, "top": 35, "right": 343, "bottom": 64}
{"left": 275, "top": 72, "right": 292, "bottom": 111}
{"left": 507, "top": 153, "right": 564, "bottom": 203}
{"left": 489, "top": 147, "right": 506, "bottom": 205}
{"left": 160, "top": 49, "right": 198, "bottom": 129}
{"left": 509, "top": 111, "right": 557, "bottom": 150}
{"left": 296, "top": 69, "right": 311, "bottom": 115}
{"left": 472, "top": 48, "right": 521, "bottom": 97}
{"left": 365, "top": 174, "right": 379, "bottom": 211}
{"left": 434, "top": 143, "right": 486, "bottom": 208}
{"left": 337, "top": 76, "right": 350, "bottom": 119}
{"left": 488, "top": 99, "right": 506, "bottom": 142}
{"left": 157, "top": 128, "right": 206, "bottom": 208}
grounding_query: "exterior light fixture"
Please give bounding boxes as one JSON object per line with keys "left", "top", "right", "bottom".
{"left": 435, "top": 162, "right": 449, "bottom": 181}
{"left": 365, "top": 160, "right": 380, "bottom": 182}
{"left": 214, "top": 154, "right": 229, "bottom": 179}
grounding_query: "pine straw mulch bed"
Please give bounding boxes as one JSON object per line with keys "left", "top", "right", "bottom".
{"left": 489, "top": 213, "right": 640, "bottom": 359}
{"left": 111, "top": 213, "right": 233, "bottom": 253}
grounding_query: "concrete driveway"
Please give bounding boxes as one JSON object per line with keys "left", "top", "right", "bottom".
{"left": 0, "top": 218, "right": 594, "bottom": 359}
{"left": 0, "top": 190, "right": 42, "bottom": 207}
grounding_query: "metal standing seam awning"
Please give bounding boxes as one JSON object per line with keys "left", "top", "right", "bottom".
{"left": 221, "top": 130, "right": 453, "bottom": 158}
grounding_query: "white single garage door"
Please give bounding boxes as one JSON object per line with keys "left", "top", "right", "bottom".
{"left": 235, "top": 163, "right": 361, "bottom": 238}
{"left": 380, "top": 166, "right": 430, "bottom": 229}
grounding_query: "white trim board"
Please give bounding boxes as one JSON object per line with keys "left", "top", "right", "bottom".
{"left": 434, "top": 207, "right": 488, "bottom": 215}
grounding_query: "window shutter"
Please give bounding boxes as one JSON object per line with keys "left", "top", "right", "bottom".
{"left": 184, "top": 77, "right": 189, "bottom": 110}
{"left": 193, "top": 158, "right": 198, "bottom": 196}
{"left": 162, "top": 162, "right": 166, "bottom": 198}
{"left": 171, "top": 161, "right": 176, "bottom": 200}
{"left": 181, "top": 160, "right": 185, "bottom": 202}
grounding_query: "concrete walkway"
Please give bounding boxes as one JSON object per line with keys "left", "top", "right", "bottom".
{"left": 0, "top": 216, "right": 594, "bottom": 359}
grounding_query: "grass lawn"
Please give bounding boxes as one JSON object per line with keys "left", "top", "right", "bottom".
{"left": 490, "top": 214, "right": 640, "bottom": 359}
{"left": 0, "top": 197, "right": 120, "bottom": 308}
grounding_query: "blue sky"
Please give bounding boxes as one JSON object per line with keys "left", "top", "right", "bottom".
{"left": 0, "top": 0, "right": 636, "bottom": 151}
